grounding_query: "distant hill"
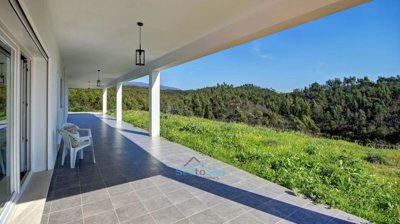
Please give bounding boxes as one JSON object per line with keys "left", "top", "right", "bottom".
{"left": 124, "top": 81, "right": 181, "bottom": 90}
{"left": 68, "top": 75, "right": 400, "bottom": 147}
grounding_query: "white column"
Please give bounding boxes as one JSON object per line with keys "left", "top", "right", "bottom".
{"left": 149, "top": 71, "right": 160, "bottom": 137}
{"left": 102, "top": 87, "right": 107, "bottom": 114}
{"left": 116, "top": 83, "right": 123, "bottom": 121}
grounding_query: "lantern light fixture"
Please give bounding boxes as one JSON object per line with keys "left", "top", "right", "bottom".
{"left": 0, "top": 63, "right": 4, "bottom": 84}
{"left": 135, "top": 22, "right": 145, "bottom": 66}
{"left": 97, "top": 69, "right": 101, "bottom": 87}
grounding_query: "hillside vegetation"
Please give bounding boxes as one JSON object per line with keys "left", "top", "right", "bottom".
{"left": 0, "top": 86, "right": 6, "bottom": 120}
{"left": 69, "top": 76, "right": 400, "bottom": 147}
{"left": 114, "top": 110, "right": 399, "bottom": 224}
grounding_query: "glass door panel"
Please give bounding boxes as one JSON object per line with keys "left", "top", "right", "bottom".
{"left": 20, "top": 55, "right": 30, "bottom": 182}
{"left": 0, "top": 40, "right": 12, "bottom": 211}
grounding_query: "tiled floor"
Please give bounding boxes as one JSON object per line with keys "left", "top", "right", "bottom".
{"left": 41, "top": 113, "right": 369, "bottom": 224}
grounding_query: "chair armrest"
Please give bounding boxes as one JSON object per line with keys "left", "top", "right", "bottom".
{"left": 79, "top": 128, "right": 92, "bottom": 138}
{"left": 79, "top": 136, "right": 91, "bottom": 142}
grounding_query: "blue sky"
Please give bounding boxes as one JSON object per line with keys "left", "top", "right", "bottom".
{"left": 136, "top": 0, "right": 400, "bottom": 92}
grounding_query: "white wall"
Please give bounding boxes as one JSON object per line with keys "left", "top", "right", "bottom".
{"left": 30, "top": 57, "right": 47, "bottom": 171}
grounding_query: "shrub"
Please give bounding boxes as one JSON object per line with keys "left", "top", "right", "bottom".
{"left": 365, "top": 153, "right": 387, "bottom": 165}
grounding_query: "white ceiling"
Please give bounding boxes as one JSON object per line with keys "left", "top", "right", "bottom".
{"left": 43, "top": 0, "right": 368, "bottom": 88}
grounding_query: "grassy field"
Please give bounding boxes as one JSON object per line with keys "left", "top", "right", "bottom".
{"left": 115, "top": 110, "right": 400, "bottom": 223}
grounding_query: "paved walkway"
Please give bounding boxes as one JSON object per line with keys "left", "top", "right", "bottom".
{"left": 41, "top": 113, "right": 369, "bottom": 224}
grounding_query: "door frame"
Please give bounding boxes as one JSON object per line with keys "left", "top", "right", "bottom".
{"left": 0, "top": 23, "right": 21, "bottom": 222}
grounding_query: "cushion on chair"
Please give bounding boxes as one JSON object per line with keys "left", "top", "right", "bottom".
{"left": 63, "top": 123, "right": 80, "bottom": 144}
{"left": 64, "top": 124, "right": 79, "bottom": 134}
{"left": 60, "top": 129, "right": 79, "bottom": 148}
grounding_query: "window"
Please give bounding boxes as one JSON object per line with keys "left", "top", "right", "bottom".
{"left": 0, "top": 40, "right": 13, "bottom": 212}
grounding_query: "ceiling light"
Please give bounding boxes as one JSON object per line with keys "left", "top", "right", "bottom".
{"left": 97, "top": 69, "right": 101, "bottom": 87}
{"left": 135, "top": 22, "right": 145, "bottom": 66}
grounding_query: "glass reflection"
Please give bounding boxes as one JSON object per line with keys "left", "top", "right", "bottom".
{"left": 0, "top": 41, "right": 12, "bottom": 211}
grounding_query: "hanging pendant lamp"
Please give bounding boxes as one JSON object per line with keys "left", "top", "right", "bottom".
{"left": 135, "top": 22, "right": 145, "bottom": 66}
{"left": 97, "top": 69, "right": 101, "bottom": 87}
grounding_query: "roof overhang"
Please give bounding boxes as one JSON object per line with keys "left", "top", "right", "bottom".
{"left": 33, "top": 0, "right": 370, "bottom": 88}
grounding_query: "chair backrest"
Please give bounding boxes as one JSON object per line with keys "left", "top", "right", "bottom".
{"left": 58, "top": 129, "right": 72, "bottom": 149}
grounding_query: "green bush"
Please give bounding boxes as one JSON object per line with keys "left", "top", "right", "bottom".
{"left": 365, "top": 153, "right": 388, "bottom": 165}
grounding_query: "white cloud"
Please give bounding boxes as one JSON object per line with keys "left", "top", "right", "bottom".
{"left": 260, "top": 54, "right": 273, "bottom": 60}
{"left": 251, "top": 41, "right": 273, "bottom": 60}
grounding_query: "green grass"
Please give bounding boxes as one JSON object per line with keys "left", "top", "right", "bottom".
{"left": 115, "top": 110, "right": 400, "bottom": 224}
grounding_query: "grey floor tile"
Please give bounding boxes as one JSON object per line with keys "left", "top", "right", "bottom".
{"left": 175, "top": 198, "right": 207, "bottom": 217}
{"left": 276, "top": 193, "right": 312, "bottom": 207}
{"left": 249, "top": 208, "right": 282, "bottom": 224}
{"left": 244, "top": 176, "right": 270, "bottom": 186}
{"left": 110, "top": 191, "right": 140, "bottom": 208}
{"left": 41, "top": 214, "right": 49, "bottom": 224}
{"left": 165, "top": 189, "right": 195, "bottom": 204}
{"left": 157, "top": 181, "right": 183, "bottom": 194}
{"left": 173, "top": 218, "right": 191, "bottom": 224}
{"left": 195, "top": 193, "right": 225, "bottom": 207}
{"left": 84, "top": 210, "right": 119, "bottom": 224}
{"left": 149, "top": 175, "right": 171, "bottom": 186}
{"left": 43, "top": 202, "right": 51, "bottom": 214}
{"left": 304, "top": 203, "right": 341, "bottom": 217}
{"left": 252, "top": 185, "right": 286, "bottom": 199}
{"left": 50, "top": 195, "right": 82, "bottom": 213}
{"left": 233, "top": 181, "right": 259, "bottom": 192}
{"left": 107, "top": 182, "right": 133, "bottom": 196}
{"left": 183, "top": 185, "right": 206, "bottom": 196}
{"left": 218, "top": 175, "right": 242, "bottom": 185}
{"left": 227, "top": 212, "right": 264, "bottom": 224}
{"left": 82, "top": 198, "right": 113, "bottom": 217}
{"left": 136, "top": 186, "right": 162, "bottom": 200}
{"left": 188, "top": 209, "right": 224, "bottom": 224}
{"left": 115, "top": 201, "right": 148, "bottom": 223}
{"left": 143, "top": 195, "right": 173, "bottom": 212}
{"left": 211, "top": 201, "right": 246, "bottom": 221}
{"left": 48, "top": 206, "right": 82, "bottom": 224}
{"left": 130, "top": 178, "right": 155, "bottom": 191}
{"left": 65, "top": 219, "right": 83, "bottom": 224}
{"left": 81, "top": 189, "right": 110, "bottom": 204}
{"left": 122, "top": 214, "right": 155, "bottom": 224}
{"left": 151, "top": 206, "right": 185, "bottom": 224}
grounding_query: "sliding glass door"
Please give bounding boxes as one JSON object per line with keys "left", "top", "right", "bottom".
{"left": 0, "top": 40, "right": 12, "bottom": 212}
{"left": 20, "top": 55, "right": 30, "bottom": 182}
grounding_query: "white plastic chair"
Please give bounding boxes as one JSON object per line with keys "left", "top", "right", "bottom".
{"left": 62, "top": 123, "right": 94, "bottom": 160}
{"left": 59, "top": 124, "right": 96, "bottom": 168}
